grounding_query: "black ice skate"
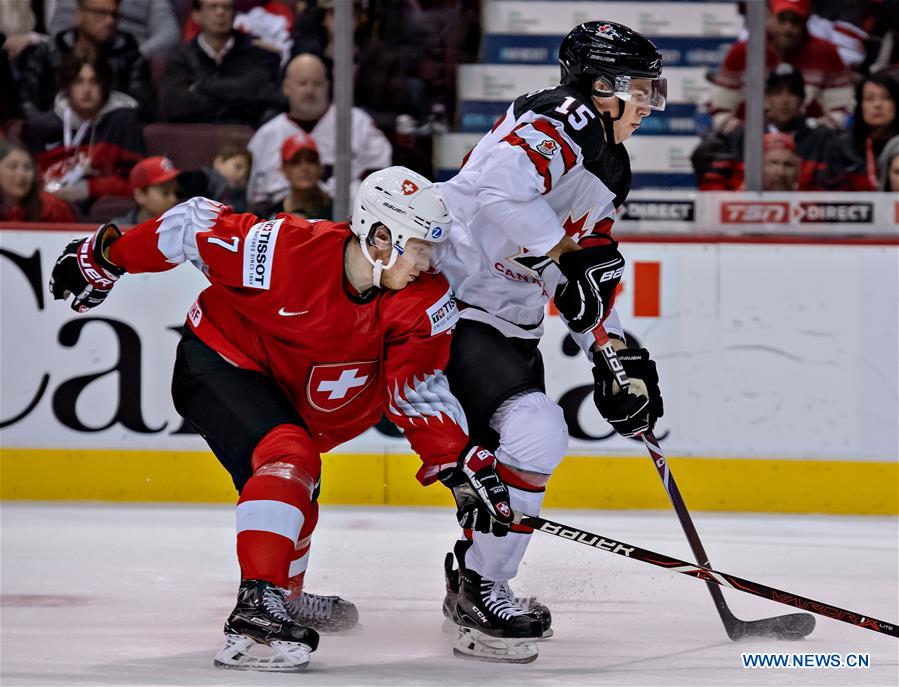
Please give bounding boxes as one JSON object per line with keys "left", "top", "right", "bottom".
{"left": 214, "top": 579, "right": 320, "bottom": 672}
{"left": 286, "top": 591, "right": 359, "bottom": 633}
{"left": 442, "top": 547, "right": 553, "bottom": 638}
{"left": 451, "top": 567, "right": 543, "bottom": 663}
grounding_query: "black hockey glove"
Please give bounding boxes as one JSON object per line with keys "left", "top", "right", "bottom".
{"left": 438, "top": 445, "right": 513, "bottom": 536}
{"left": 50, "top": 223, "right": 124, "bottom": 312}
{"left": 593, "top": 348, "right": 664, "bottom": 438}
{"left": 554, "top": 235, "right": 625, "bottom": 334}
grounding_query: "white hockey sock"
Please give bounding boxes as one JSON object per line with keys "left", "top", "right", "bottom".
{"left": 464, "top": 484, "right": 545, "bottom": 582}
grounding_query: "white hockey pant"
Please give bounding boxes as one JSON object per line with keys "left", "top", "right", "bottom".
{"left": 464, "top": 391, "right": 568, "bottom": 582}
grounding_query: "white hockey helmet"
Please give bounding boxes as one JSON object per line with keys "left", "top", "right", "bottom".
{"left": 350, "top": 166, "right": 451, "bottom": 287}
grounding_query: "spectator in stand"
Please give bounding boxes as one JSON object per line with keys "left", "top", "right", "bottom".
{"left": 252, "top": 132, "right": 332, "bottom": 219}
{"left": 24, "top": 52, "right": 144, "bottom": 210}
{"left": 49, "top": 0, "right": 179, "bottom": 59}
{"left": 693, "top": 64, "right": 840, "bottom": 190}
{"left": 710, "top": 0, "right": 854, "bottom": 132}
{"left": 878, "top": 135, "right": 899, "bottom": 192}
{"left": 290, "top": 0, "right": 371, "bottom": 76}
{"left": 111, "top": 155, "right": 179, "bottom": 225}
{"left": 834, "top": 72, "right": 899, "bottom": 191}
{"left": 247, "top": 52, "right": 391, "bottom": 207}
{"left": 1, "top": 35, "right": 23, "bottom": 126}
{"left": 0, "top": 140, "right": 76, "bottom": 222}
{"left": 18, "top": 0, "right": 153, "bottom": 119}
{"left": 178, "top": 142, "right": 252, "bottom": 212}
{"left": 761, "top": 132, "right": 801, "bottom": 190}
{"left": 1, "top": 0, "right": 43, "bottom": 62}
{"left": 233, "top": 0, "right": 295, "bottom": 65}
{"left": 162, "top": 0, "right": 283, "bottom": 127}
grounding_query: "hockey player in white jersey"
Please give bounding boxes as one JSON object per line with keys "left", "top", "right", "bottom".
{"left": 435, "top": 21, "right": 667, "bottom": 662}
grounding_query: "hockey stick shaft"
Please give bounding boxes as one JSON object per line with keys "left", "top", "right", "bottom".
{"left": 638, "top": 429, "right": 739, "bottom": 623}
{"left": 591, "top": 324, "right": 810, "bottom": 636}
{"left": 592, "top": 325, "right": 715, "bottom": 568}
{"left": 518, "top": 511, "right": 899, "bottom": 638}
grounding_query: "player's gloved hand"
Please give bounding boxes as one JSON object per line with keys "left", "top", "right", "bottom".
{"left": 438, "top": 445, "right": 513, "bottom": 536}
{"left": 593, "top": 348, "right": 664, "bottom": 437}
{"left": 554, "top": 234, "right": 625, "bottom": 333}
{"left": 49, "top": 223, "right": 124, "bottom": 312}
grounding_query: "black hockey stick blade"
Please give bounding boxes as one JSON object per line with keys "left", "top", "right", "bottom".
{"left": 638, "top": 430, "right": 816, "bottom": 641}
{"left": 717, "top": 599, "right": 815, "bottom": 641}
{"left": 519, "top": 513, "right": 898, "bottom": 639}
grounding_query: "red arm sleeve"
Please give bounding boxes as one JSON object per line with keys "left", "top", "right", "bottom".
{"left": 108, "top": 197, "right": 281, "bottom": 289}
{"left": 381, "top": 275, "right": 471, "bottom": 485}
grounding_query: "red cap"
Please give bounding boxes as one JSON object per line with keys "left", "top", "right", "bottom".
{"left": 130, "top": 156, "right": 180, "bottom": 190}
{"left": 763, "top": 132, "right": 797, "bottom": 153}
{"left": 281, "top": 133, "right": 319, "bottom": 163}
{"left": 769, "top": 0, "right": 811, "bottom": 18}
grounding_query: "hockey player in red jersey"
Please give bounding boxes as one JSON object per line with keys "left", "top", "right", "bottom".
{"left": 433, "top": 22, "right": 666, "bottom": 662}
{"left": 48, "top": 166, "right": 515, "bottom": 672}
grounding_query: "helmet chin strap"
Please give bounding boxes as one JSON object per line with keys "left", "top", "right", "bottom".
{"left": 371, "top": 258, "right": 385, "bottom": 288}
{"left": 359, "top": 234, "right": 400, "bottom": 289}
{"left": 599, "top": 98, "right": 625, "bottom": 143}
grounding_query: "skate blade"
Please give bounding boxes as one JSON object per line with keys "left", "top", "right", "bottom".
{"left": 452, "top": 627, "right": 538, "bottom": 664}
{"left": 443, "top": 617, "right": 552, "bottom": 641}
{"left": 213, "top": 634, "right": 311, "bottom": 672}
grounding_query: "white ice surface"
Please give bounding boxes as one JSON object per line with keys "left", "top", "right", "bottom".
{"left": 1, "top": 504, "right": 897, "bottom": 687}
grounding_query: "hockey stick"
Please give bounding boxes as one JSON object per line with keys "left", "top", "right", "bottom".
{"left": 518, "top": 510, "right": 898, "bottom": 639}
{"left": 592, "top": 324, "right": 815, "bottom": 640}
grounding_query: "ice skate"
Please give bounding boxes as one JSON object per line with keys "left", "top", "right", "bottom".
{"left": 451, "top": 567, "right": 542, "bottom": 663}
{"left": 214, "top": 579, "right": 319, "bottom": 672}
{"left": 442, "top": 550, "right": 553, "bottom": 638}
{"left": 286, "top": 591, "right": 359, "bottom": 632}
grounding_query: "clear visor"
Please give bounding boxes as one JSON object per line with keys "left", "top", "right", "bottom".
{"left": 392, "top": 237, "right": 435, "bottom": 272}
{"left": 593, "top": 75, "right": 667, "bottom": 111}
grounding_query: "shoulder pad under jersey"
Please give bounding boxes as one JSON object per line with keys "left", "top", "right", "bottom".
{"left": 512, "top": 85, "right": 632, "bottom": 206}
{"left": 512, "top": 85, "right": 607, "bottom": 161}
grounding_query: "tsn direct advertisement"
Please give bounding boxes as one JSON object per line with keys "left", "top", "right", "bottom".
{"left": 2, "top": 221, "right": 896, "bottom": 468}
{"left": 615, "top": 191, "right": 899, "bottom": 234}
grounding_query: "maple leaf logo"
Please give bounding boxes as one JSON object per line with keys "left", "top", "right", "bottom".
{"left": 561, "top": 209, "right": 592, "bottom": 242}
{"left": 536, "top": 139, "right": 558, "bottom": 157}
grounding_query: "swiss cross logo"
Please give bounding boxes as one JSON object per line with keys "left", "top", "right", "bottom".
{"left": 536, "top": 139, "right": 558, "bottom": 157}
{"left": 306, "top": 361, "right": 378, "bottom": 413}
{"left": 401, "top": 179, "right": 419, "bottom": 195}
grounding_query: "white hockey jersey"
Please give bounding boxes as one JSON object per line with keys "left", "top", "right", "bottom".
{"left": 435, "top": 85, "right": 631, "bottom": 341}
{"left": 247, "top": 108, "right": 392, "bottom": 204}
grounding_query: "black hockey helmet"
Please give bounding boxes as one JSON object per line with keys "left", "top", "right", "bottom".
{"left": 560, "top": 21, "right": 667, "bottom": 111}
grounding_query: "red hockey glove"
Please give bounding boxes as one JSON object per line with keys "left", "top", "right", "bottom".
{"left": 438, "top": 445, "right": 513, "bottom": 536}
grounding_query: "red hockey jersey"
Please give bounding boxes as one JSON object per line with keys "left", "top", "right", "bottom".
{"left": 108, "top": 197, "right": 468, "bottom": 484}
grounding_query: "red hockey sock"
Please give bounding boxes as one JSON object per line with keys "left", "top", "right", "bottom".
{"left": 288, "top": 500, "right": 319, "bottom": 598}
{"left": 236, "top": 424, "right": 321, "bottom": 589}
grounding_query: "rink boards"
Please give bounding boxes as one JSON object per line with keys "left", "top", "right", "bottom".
{"left": 1, "top": 224, "right": 897, "bottom": 514}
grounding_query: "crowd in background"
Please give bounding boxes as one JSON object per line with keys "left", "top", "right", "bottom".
{"left": 0, "top": 0, "right": 897, "bottom": 224}
{"left": 695, "top": 0, "right": 899, "bottom": 192}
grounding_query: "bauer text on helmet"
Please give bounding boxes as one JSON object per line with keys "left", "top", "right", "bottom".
{"left": 559, "top": 21, "right": 667, "bottom": 111}
{"left": 351, "top": 166, "right": 451, "bottom": 284}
